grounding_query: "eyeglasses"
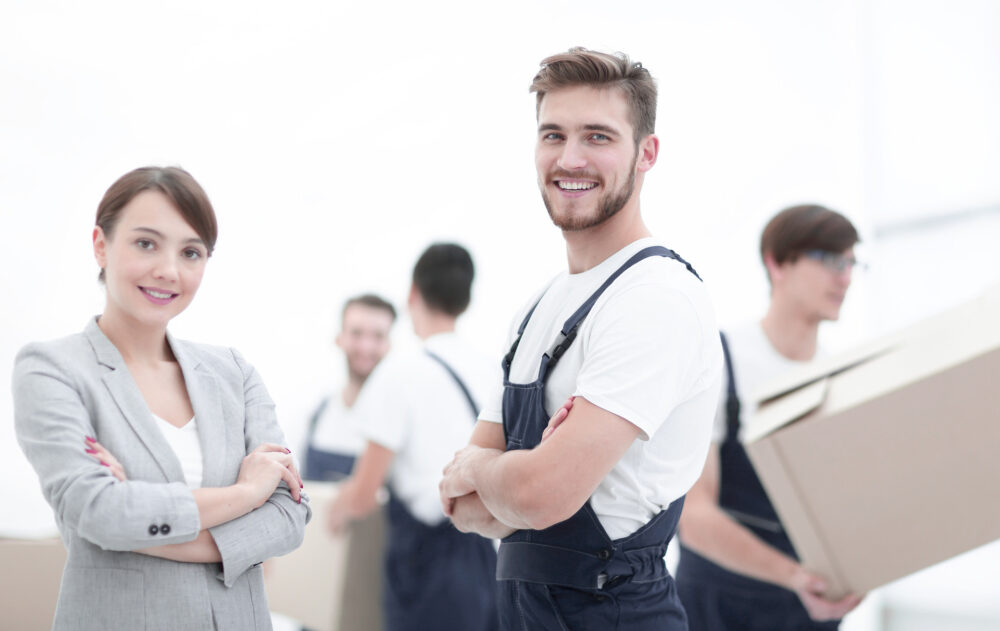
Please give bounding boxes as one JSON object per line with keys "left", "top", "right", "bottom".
{"left": 801, "top": 250, "right": 867, "bottom": 273}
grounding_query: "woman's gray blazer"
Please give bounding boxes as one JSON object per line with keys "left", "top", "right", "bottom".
{"left": 12, "top": 318, "right": 311, "bottom": 631}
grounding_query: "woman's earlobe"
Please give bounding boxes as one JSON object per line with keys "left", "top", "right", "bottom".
{"left": 93, "top": 227, "right": 107, "bottom": 267}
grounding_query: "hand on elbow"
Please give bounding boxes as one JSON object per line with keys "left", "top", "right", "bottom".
{"left": 236, "top": 443, "right": 303, "bottom": 507}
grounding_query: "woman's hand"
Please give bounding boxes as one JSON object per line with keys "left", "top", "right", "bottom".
{"left": 85, "top": 436, "right": 127, "bottom": 481}
{"left": 236, "top": 443, "right": 304, "bottom": 508}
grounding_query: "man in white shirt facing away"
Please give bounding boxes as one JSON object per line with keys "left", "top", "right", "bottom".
{"left": 328, "top": 243, "right": 499, "bottom": 631}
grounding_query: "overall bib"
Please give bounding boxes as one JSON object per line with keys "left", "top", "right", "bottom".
{"left": 497, "top": 246, "right": 700, "bottom": 631}
{"left": 675, "top": 333, "right": 839, "bottom": 631}
{"left": 383, "top": 351, "right": 499, "bottom": 631}
{"left": 302, "top": 396, "right": 356, "bottom": 481}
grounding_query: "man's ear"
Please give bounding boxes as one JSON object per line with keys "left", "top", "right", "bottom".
{"left": 763, "top": 252, "right": 783, "bottom": 284}
{"left": 636, "top": 134, "right": 659, "bottom": 173}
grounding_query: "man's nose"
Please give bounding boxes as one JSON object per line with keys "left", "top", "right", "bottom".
{"left": 557, "top": 139, "right": 588, "bottom": 171}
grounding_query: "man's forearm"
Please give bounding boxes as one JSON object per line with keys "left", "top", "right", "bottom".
{"left": 460, "top": 448, "right": 550, "bottom": 530}
{"left": 451, "top": 492, "right": 516, "bottom": 539}
{"left": 680, "top": 503, "right": 799, "bottom": 589}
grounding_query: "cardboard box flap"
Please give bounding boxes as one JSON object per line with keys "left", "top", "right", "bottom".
{"left": 751, "top": 335, "right": 897, "bottom": 407}
{"left": 744, "top": 379, "right": 827, "bottom": 444}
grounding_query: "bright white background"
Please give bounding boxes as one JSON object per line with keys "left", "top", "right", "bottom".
{"left": 2, "top": 1, "right": 998, "bottom": 628}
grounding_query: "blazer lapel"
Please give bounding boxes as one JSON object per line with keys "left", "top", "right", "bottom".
{"left": 84, "top": 318, "right": 185, "bottom": 483}
{"left": 169, "top": 331, "right": 227, "bottom": 489}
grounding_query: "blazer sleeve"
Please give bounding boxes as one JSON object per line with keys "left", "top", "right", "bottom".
{"left": 209, "top": 348, "right": 311, "bottom": 588}
{"left": 12, "top": 343, "right": 201, "bottom": 551}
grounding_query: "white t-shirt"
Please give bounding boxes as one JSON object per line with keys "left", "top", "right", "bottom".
{"left": 713, "top": 321, "right": 816, "bottom": 443}
{"left": 480, "top": 237, "right": 723, "bottom": 540}
{"left": 355, "top": 333, "right": 499, "bottom": 526}
{"left": 308, "top": 393, "right": 367, "bottom": 456}
{"left": 152, "top": 414, "right": 203, "bottom": 490}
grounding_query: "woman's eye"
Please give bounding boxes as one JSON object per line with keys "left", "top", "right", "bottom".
{"left": 183, "top": 248, "right": 203, "bottom": 260}
{"left": 136, "top": 239, "right": 154, "bottom": 250}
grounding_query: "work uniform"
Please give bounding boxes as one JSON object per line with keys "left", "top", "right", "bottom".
{"left": 302, "top": 394, "right": 362, "bottom": 481}
{"left": 480, "top": 240, "right": 722, "bottom": 631}
{"left": 355, "top": 334, "right": 500, "bottom": 631}
{"left": 675, "top": 324, "right": 840, "bottom": 631}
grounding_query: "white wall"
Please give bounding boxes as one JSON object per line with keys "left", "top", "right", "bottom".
{"left": 2, "top": 0, "right": 997, "bottom": 627}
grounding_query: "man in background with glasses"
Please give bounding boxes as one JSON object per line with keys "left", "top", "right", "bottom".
{"left": 676, "top": 204, "right": 865, "bottom": 631}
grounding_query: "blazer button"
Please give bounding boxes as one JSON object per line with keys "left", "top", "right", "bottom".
{"left": 148, "top": 525, "right": 159, "bottom": 535}
{"left": 597, "top": 549, "right": 611, "bottom": 560}
{"left": 160, "top": 524, "right": 171, "bottom": 535}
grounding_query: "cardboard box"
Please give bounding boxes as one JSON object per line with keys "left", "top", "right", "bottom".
{"left": 745, "top": 285, "right": 1000, "bottom": 598}
{"left": 0, "top": 537, "right": 67, "bottom": 630}
{"left": 264, "top": 482, "right": 386, "bottom": 631}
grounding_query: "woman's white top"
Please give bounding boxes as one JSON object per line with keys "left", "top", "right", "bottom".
{"left": 152, "top": 413, "right": 203, "bottom": 489}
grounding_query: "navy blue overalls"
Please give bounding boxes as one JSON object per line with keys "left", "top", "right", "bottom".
{"left": 302, "top": 396, "right": 356, "bottom": 481}
{"left": 675, "top": 333, "right": 840, "bottom": 631}
{"left": 496, "top": 246, "right": 700, "bottom": 631}
{"left": 383, "top": 350, "right": 499, "bottom": 631}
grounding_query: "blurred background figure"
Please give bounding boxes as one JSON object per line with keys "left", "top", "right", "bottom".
{"left": 676, "top": 204, "right": 865, "bottom": 630}
{"left": 302, "top": 294, "right": 396, "bottom": 481}
{"left": 326, "top": 243, "right": 499, "bottom": 631}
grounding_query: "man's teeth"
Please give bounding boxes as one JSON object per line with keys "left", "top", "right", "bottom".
{"left": 144, "top": 289, "right": 173, "bottom": 299}
{"left": 557, "top": 181, "right": 597, "bottom": 191}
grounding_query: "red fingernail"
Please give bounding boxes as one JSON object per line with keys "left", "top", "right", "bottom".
{"left": 85, "top": 436, "right": 96, "bottom": 443}
{"left": 85, "top": 448, "right": 97, "bottom": 454}
{"left": 284, "top": 448, "right": 291, "bottom": 454}
{"left": 100, "top": 461, "right": 109, "bottom": 467}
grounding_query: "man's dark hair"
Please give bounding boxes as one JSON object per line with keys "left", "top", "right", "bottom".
{"left": 342, "top": 293, "right": 397, "bottom": 321}
{"left": 412, "top": 243, "right": 474, "bottom": 316}
{"left": 760, "top": 204, "right": 860, "bottom": 267}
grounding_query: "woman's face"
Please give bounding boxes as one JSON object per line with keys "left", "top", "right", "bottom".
{"left": 93, "top": 190, "right": 209, "bottom": 329}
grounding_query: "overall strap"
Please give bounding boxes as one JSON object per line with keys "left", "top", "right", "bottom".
{"left": 719, "top": 332, "right": 741, "bottom": 440}
{"left": 304, "top": 395, "right": 331, "bottom": 446}
{"left": 545, "top": 246, "right": 701, "bottom": 372}
{"left": 502, "top": 294, "right": 545, "bottom": 377}
{"left": 425, "top": 350, "right": 480, "bottom": 419}
{"left": 502, "top": 246, "right": 701, "bottom": 378}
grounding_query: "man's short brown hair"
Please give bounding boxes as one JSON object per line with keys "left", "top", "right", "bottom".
{"left": 760, "top": 204, "right": 860, "bottom": 267}
{"left": 529, "top": 47, "right": 657, "bottom": 145}
{"left": 342, "top": 294, "right": 397, "bottom": 322}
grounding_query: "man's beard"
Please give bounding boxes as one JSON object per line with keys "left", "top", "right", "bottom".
{"left": 541, "top": 152, "right": 638, "bottom": 232}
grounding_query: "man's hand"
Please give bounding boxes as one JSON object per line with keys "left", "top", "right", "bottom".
{"left": 540, "top": 397, "right": 574, "bottom": 442}
{"left": 326, "top": 486, "right": 352, "bottom": 536}
{"left": 789, "top": 567, "right": 864, "bottom": 621}
{"left": 451, "top": 493, "right": 516, "bottom": 539}
{"left": 440, "top": 444, "right": 502, "bottom": 516}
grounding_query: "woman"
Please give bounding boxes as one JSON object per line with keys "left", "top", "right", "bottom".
{"left": 13, "top": 166, "right": 310, "bottom": 631}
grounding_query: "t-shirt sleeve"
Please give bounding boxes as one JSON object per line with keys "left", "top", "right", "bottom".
{"left": 354, "top": 355, "right": 410, "bottom": 451}
{"left": 711, "top": 367, "right": 729, "bottom": 443}
{"left": 574, "top": 281, "right": 716, "bottom": 440}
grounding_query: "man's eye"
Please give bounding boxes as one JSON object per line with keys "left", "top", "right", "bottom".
{"left": 590, "top": 133, "right": 609, "bottom": 142}
{"left": 542, "top": 133, "right": 563, "bottom": 141}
